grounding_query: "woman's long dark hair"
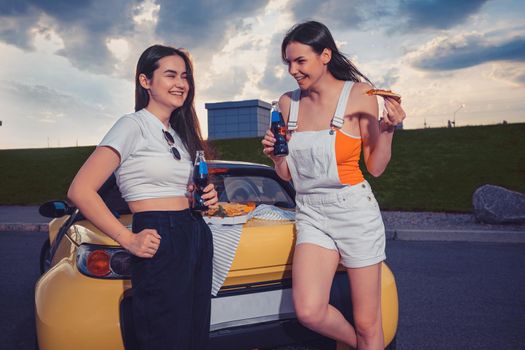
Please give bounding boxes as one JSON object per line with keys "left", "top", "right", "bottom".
{"left": 281, "top": 21, "right": 373, "bottom": 85}
{"left": 135, "top": 44, "right": 211, "bottom": 161}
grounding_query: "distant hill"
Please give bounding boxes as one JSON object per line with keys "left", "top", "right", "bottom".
{"left": 1, "top": 123, "right": 524, "bottom": 212}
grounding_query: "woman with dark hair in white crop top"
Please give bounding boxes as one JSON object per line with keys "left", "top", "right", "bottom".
{"left": 68, "top": 45, "right": 218, "bottom": 350}
{"left": 262, "top": 22, "right": 406, "bottom": 349}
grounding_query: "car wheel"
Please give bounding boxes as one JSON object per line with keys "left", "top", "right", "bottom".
{"left": 385, "top": 335, "right": 397, "bottom": 350}
{"left": 39, "top": 238, "right": 50, "bottom": 274}
{"left": 265, "top": 338, "right": 334, "bottom": 350}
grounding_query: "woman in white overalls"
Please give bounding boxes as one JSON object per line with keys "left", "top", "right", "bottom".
{"left": 262, "top": 21, "right": 406, "bottom": 349}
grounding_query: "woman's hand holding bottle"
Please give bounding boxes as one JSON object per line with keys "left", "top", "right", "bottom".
{"left": 262, "top": 129, "right": 290, "bottom": 164}
{"left": 262, "top": 101, "right": 290, "bottom": 164}
{"left": 188, "top": 183, "right": 219, "bottom": 209}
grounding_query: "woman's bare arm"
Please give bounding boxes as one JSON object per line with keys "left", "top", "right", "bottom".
{"left": 68, "top": 146, "right": 160, "bottom": 257}
{"left": 355, "top": 83, "right": 405, "bottom": 177}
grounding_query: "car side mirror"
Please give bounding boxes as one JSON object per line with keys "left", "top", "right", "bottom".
{"left": 39, "top": 200, "right": 76, "bottom": 218}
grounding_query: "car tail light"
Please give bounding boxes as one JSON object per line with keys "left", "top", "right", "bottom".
{"left": 77, "top": 244, "right": 131, "bottom": 279}
{"left": 110, "top": 250, "right": 132, "bottom": 275}
{"left": 87, "top": 250, "right": 111, "bottom": 277}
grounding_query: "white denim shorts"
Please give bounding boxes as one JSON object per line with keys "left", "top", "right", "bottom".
{"left": 295, "top": 181, "right": 386, "bottom": 268}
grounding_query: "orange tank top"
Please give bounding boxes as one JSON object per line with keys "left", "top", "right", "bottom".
{"left": 335, "top": 129, "right": 364, "bottom": 185}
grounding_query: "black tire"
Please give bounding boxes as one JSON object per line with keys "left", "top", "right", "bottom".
{"left": 39, "top": 238, "right": 50, "bottom": 274}
{"left": 385, "top": 335, "right": 397, "bottom": 350}
{"left": 264, "top": 338, "right": 333, "bottom": 350}
{"left": 34, "top": 289, "right": 41, "bottom": 350}
{"left": 267, "top": 336, "right": 395, "bottom": 350}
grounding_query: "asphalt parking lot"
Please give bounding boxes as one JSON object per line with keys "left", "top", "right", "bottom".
{"left": 2, "top": 230, "right": 524, "bottom": 350}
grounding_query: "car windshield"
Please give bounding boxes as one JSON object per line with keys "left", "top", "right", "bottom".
{"left": 211, "top": 174, "right": 295, "bottom": 208}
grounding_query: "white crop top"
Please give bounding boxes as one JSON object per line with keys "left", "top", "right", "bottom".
{"left": 99, "top": 108, "right": 193, "bottom": 202}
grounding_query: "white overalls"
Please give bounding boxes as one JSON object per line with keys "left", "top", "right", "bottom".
{"left": 286, "top": 81, "right": 386, "bottom": 268}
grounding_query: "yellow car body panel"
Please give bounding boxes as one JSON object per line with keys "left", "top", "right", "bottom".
{"left": 225, "top": 220, "right": 295, "bottom": 285}
{"left": 72, "top": 215, "right": 133, "bottom": 246}
{"left": 37, "top": 214, "right": 398, "bottom": 349}
{"left": 36, "top": 162, "right": 397, "bottom": 349}
{"left": 36, "top": 250, "right": 129, "bottom": 350}
{"left": 47, "top": 216, "right": 68, "bottom": 245}
{"left": 380, "top": 263, "right": 399, "bottom": 345}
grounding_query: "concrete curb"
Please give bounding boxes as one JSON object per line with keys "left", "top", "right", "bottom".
{"left": 386, "top": 229, "right": 525, "bottom": 244}
{"left": 0, "top": 223, "right": 49, "bottom": 232}
{"left": 2, "top": 223, "right": 524, "bottom": 244}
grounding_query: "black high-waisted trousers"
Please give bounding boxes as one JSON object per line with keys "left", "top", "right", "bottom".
{"left": 131, "top": 209, "right": 213, "bottom": 350}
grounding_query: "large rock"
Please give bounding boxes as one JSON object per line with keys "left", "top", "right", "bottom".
{"left": 472, "top": 185, "right": 525, "bottom": 224}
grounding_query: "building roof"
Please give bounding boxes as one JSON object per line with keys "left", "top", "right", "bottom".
{"left": 205, "top": 99, "right": 271, "bottom": 110}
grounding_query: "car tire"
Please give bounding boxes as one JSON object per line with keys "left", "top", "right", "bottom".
{"left": 39, "top": 238, "right": 50, "bottom": 274}
{"left": 385, "top": 335, "right": 397, "bottom": 350}
{"left": 265, "top": 338, "right": 334, "bottom": 350}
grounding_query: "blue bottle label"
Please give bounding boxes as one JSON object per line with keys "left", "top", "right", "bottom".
{"left": 199, "top": 161, "right": 208, "bottom": 175}
{"left": 271, "top": 110, "right": 281, "bottom": 123}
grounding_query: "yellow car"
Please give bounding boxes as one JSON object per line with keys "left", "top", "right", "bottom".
{"left": 36, "top": 161, "right": 398, "bottom": 350}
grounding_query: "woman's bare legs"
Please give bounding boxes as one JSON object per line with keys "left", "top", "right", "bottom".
{"left": 292, "top": 243, "right": 358, "bottom": 348}
{"left": 347, "top": 263, "right": 384, "bottom": 350}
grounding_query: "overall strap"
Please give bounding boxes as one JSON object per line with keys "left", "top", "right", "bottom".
{"left": 331, "top": 81, "right": 354, "bottom": 129}
{"left": 287, "top": 89, "right": 301, "bottom": 131}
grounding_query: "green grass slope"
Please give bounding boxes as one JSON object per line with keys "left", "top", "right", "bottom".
{"left": 213, "top": 123, "right": 525, "bottom": 212}
{"left": 1, "top": 123, "right": 523, "bottom": 211}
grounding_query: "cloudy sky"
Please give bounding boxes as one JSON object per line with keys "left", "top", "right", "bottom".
{"left": 0, "top": 0, "right": 524, "bottom": 149}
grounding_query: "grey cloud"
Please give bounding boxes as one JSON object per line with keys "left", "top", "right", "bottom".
{"left": 257, "top": 32, "right": 297, "bottom": 97}
{"left": 0, "top": 0, "right": 135, "bottom": 32}
{"left": 411, "top": 34, "right": 525, "bottom": 71}
{"left": 154, "top": 0, "right": 268, "bottom": 54}
{"left": 0, "top": 0, "right": 270, "bottom": 75}
{"left": 0, "top": 0, "right": 138, "bottom": 74}
{"left": 0, "top": 79, "right": 118, "bottom": 147}
{"left": 202, "top": 67, "right": 249, "bottom": 101}
{"left": 0, "top": 11, "right": 36, "bottom": 49}
{"left": 490, "top": 64, "right": 525, "bottom": 86}
{"left": 0, "top": 80, "right": 112, "bottom": 121}
{"left": 258, "top": 1, "right": 388, "bottom": 95}
{"left": 3, "top": 82, "right": 77, "bottom": 114}
{"left": 285, "top": 0, "right": 488, "bottom": 33}
{"left": 374, "top": 68, "right": 400, "bottom": 88}
{"left": 398, "top": 0, "right": 488, "bottom": 31}
{"left": 286, "top": 0, "right": 387, "bottom": 30}
{"left": 0, "top": 0, "right": 92, "bottom": 18}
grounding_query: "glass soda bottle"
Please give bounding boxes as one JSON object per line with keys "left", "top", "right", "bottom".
{"left": 192, "top": 150, "right": 208, "bottom": 212}
{"left": 270, "top": 101, "right": 288, "bottom": 157}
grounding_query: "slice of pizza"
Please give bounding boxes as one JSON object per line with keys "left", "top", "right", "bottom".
{"left": 366, "top": 89, "right": 401, "bottom": 103}
{"left": 206, "top": 202, "right": 255, "bottom": 217}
